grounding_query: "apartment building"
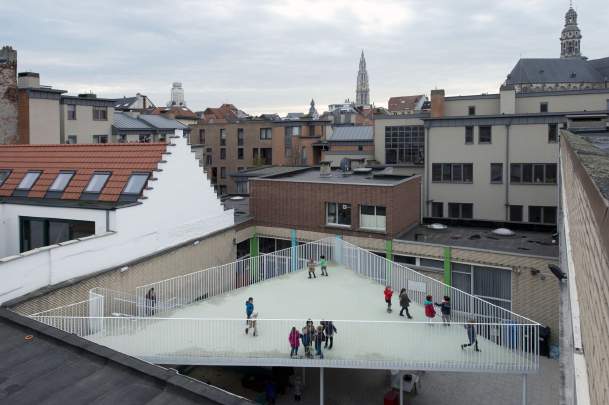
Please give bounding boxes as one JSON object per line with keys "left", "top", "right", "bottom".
{"left": 191, "top": 106, "right": 329, "bottom": 194}
{"left": 424, "top": 86, "right": 609, "bottom": 225}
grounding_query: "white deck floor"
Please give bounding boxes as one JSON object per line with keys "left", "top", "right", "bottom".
{"left": 88, "top": 265, "right": 536, "bottom": 372}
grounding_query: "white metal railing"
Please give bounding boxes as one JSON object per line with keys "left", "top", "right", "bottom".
{"left": 26, "top": 316, "right": 539, "bottom": 372}
{"left": 26, "top": 236, "right": 540, "bottom": 373}
{"left": 135, "top": 238, "right": 335, "bottom": 316}
{"left": 337, "top": 239, "right": 537, "bottom": 326}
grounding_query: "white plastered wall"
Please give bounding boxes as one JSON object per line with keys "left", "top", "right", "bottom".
{"left": 0, "top": 131, "right": 235, "bottom": 304}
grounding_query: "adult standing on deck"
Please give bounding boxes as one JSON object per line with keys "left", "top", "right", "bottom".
{"left": 321, "top": 320, "right": 337, "bottom": 349}
{"left": 145, "top": 288, "right": 156, "bottom": 316}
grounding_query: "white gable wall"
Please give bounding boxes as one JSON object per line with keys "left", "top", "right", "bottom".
{"left": 0, "top": 131, "right": 235, "bottom": 304}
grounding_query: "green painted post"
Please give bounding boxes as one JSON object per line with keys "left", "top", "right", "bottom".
{"left": 443, "top": 246, "right": 452, "bottom": 294}
{"left": 250, "top": 233, "right": 259, "bottom": 278}
{"left": 385, "top": 239, "right": 393, "bottom": 283}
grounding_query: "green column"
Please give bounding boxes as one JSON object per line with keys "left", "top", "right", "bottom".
{"left": 385, "top": 239, "right": 393, "bottom": 283}
{"left": 443, "top": 246, "right": 452, "bottom": 289}
{"left": 250, "top": 233, "right": 259, "bottom": 278}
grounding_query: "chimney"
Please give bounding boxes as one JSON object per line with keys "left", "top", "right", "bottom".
{"left": 499, "top": 84, "right": 516, "bottom": 114}
{"left": 320, "top": 161, "right": 332, "bottom": 177}
{"left": 430, "top": 89, "right": 445, "bottom": 118}
{"left": 17, "top": 72, "right": 39, "bottom": 89}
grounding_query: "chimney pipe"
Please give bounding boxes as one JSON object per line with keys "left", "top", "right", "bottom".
{"left": 430, "top": 89, "right": 445, "bottom": 118}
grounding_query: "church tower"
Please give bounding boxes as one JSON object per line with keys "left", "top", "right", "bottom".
{"left": 355, "top": 50, "right": 370, "bottom": 106}
{"left": 560, "top": 5, "right": 582, "bottom": 58}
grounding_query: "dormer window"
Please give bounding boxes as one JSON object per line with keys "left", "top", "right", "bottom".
{"left": 122, "top": 173, "right": 149, "bottom": 195}
{"left": 0, "top": 169, "right": 10, "bottom": 187}
{"left": 49, "top": 171, "right": 75, "bottom": 192}
{"left": 17, "top": 171, "right": 41, "bottom": 190}
{"left": 85, "top": 172, "right": 111, "bottom": 193}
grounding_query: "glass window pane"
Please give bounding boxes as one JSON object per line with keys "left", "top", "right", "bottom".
{"left": 534, "top": 164, "right": 545, "bottom": 183}
{"left": 337, "top": 203, "right": 351, "bottom": 225}
{"left": 448, "top": 203, "right": 460, "bottom": 218}
{"left": 529, "top": 206, "right": 542, "bottom": 223}
{"left": 463, "top": 164, "right": 473, "bottom": 182}
{"left": 509, "top": 205, "right": 523, "bottom": 222}
{"left": 473, "top": 266, "right": 511, "bottom": 301}
{"left": 522, "top": 164, "right": 533, "bottom": 183}
{"left": 452, "top": 262, "right": 472, "bottom": 273}
{"left": 545, "top": 164, "right": 557, "bottom": 183}
{"left": 432, "top": 202, "right": 443, "bottom": 217}
{"left": 491, "top": 163, "right": 502, "bottom": 183}
{"left": 71, "top": 220, "right": 95, "bottom": 238}
{"left": 510, "top": 164, "right": 521, "bottom": 183}
{"left": 48, "top": 221, "right": 70, "bottom": 244}
{"left": 442, "top": 164, "right": 452, "bottom": 181}
{"left": 361, "top": 205, "right": 374, "bottom": 215}
{"left": 461, "top": 203, "right": 473, "bottom": 219}
{"left": 85, "top": 173, "right": 110, "bottom": 193}
{"left": 432, "top": 164, "right": 441, "bottom": 182}
{"left": 420, "top": 258, "right": 444, "bottom": 269}
{"left": 124, "top": 173, "right": 149, "bottom": 194}
{"left": 543, "top": 207, "right": 557, "bottom": 224}
{"left": 49, "top": 172, "right": 74, "bottom": 192}
{"left": 17, "top": 171, "right": 41, "bottom": 190}
{"left": 0, "top": 170, "right": 11, "bottom": 186}
{"left": 452, "top": 164, "right": 463, "bottom": 182}
{"left": 327, "top": 203, "right": 337, "bottom": 224}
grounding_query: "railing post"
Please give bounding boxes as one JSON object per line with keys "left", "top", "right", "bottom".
{"left": 320, "top": 367, "right": 324, "bottom": 405}
{"left": 334, "top": 235, "right": 343, "bottom": 265}
{"left": 291, "top": 229, "right": 298, "bottom": 272}
{"left": 522, "top": 373, "right": 527, "bottom": 405}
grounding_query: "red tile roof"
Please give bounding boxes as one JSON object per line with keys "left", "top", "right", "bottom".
{"left": 0, "top": 143, "right": 167, "bottom": 203}
{"left": 388, "top": 95, "right": 425, "bottom": 112}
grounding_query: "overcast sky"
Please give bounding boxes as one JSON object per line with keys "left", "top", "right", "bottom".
{"left": 1, "top": 0, "right": 608, "bottom": 115}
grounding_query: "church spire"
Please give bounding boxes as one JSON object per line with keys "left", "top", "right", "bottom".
{"left": 560, "top": 4, "right": 582, "bottom": 58}
{"left": 356, "top": 50, "right": 370, "bottom": 106}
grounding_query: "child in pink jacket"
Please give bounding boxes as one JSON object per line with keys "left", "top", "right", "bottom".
{"left": 289, "top": 326, "right": 301, "bottom": 357}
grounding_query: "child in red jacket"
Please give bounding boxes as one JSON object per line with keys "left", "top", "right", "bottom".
{"left": 424, "top": 295, "right": 436, "bottom": 323}
{"left": 384, "top": 286, "right": 393, "bottom": 312}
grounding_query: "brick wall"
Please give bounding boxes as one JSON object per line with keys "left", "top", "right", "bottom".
{"left": 561, "top": 135, "right": 609, "bottom": 405}
{"left": 250, "top": 176, "right": 421, "bottom": 239}
{"left": 12, "top": 227, "right": 236, "bottom": 315}
{"left": 0, "top": 46, "right": 18, "bottom": 144}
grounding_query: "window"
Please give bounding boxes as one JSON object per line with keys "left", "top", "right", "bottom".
{"left": 420, "top": 258, "right": 444, "bottom": 269}
{"left": 288, "top": 126, "right": 301, "bottom": 136}
{"left": 431, "top": 202, "right": 443, "bottom": 217}
{"left": 284, "top": 127, "right": 292, "bottom": 158}
{"left": 358, "top": 145, "right": 363, "bottom": 151}
{"left": 465, "top": 126, "right": 474, "bottom": 144}
{"left": 66, "top": 135, "right": 77, "bottom": 144}
{"left": 0, "top": 170, "right": 11, "bottom": 186}
{"left": 220, "top": 148, "right": 226, "bottom": 160}
{"left": 236, "top": 181, "right": 249, "bottom": 194}
{"left": 220, "top": 167, "right": 226, "bottom": 179}
{"left": 67, "top": 104, "right": 76, "bottom": 120}
{"left": 238, "top": 148, "right": 244, "bottom": 160}
{"left": 117, "top": 134, "right": 127, "bottom": 143}
{"left": 510, "top": 163, "right": 557, "bottom": 184}
{"left": 49, "top": 171, "right": 74, "bottom": 192}
{"left": 548, "top": 124, "right": 558, "bottom": 143}
{"left": 528, "top": 206, "right": 557, "bottom": 224}
{"left": 93, "top": 135, "right": 108, "bottom": 144}
{"left": 123, "top": 173, "right": 149, "bottom": 195}
{"left": 260, "top": 128, "right": 272, "bottom": 140}
{"left": 139, "top": 134, "right": 151, "bottom": 143}
{"left": 432, "top": 163, "right": 473, "bottom": 183}
{"left": 92, "top": 106, "right": 107, "bottom": 121}
{"left": 360, "top": 205, "right": 386, "bottom": 231}
{"left": 478, "top": 126, "right": 492, "bottom": 143}
{"left": 205, "top": 148, "right": 212, "bottom": 166}
{"left": 394, "top": 255, "right": 416, "bottom": 265}
{"left": 326, "top": 202, "right": 351, "bottom": 226}
{"left": 452, "top": 263, "right": 512, "bottom": 311}
{"left": 220, "top": 129, "right": 226, "bottom": 146}
{"left": 237, "top": 128, "right": 244, "bottom": 146}
{"left": 17, "top": 171, "right": 41, "bottom": 190}
{"left": 84, "top": 172, "right": 110, "bottom": 193}
{"left": 540, "top": 102, "right": 548, "bottom": 113}
{"left": 468, "top": 106, "right": 476, "bottom": 116}
{"left": 448, "top": 203, "right": 473, "bottom": 219}
{"left": 384, "top": 125, "right": 425, "bottom": 164}
{"left": 20, "top": 217, "right": 96, "bottom": 253}
{"left": 509, "top": 205, "right": 523, "bottom": 222}
{"left": 199, "top": 129, "right": 205, "bottom": 144}
{"left": 490, "top": 163, "right": 503, "bottom": 183}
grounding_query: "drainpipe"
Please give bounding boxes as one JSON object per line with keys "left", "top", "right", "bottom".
{"left": 505, "top": 123, "right": 511, "bottom": 221}
{"left": 105, "top": 210, "right": 110, "bottom": 232}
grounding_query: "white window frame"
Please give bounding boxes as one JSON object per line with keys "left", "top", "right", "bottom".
{"left": 326, "top": 202, "right": 352, "bottom": 228}
{"left": 359, "top": 205, "right": 386, "bottom": 232}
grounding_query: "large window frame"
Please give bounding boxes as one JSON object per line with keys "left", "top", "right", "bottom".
{"left": 528, "top": 206, "right": 557, "bottom": 224}
{"left": 67, "top": 104, "right": 77, "bottom": 120}
{"left": 326, "top": 202, "right": 352, "bottom": 227}
{"left": 92, "top": 106, "right": 108, "bottom": 121}
{"left": 19, "top": 216, "right": 96, "bottom": 253}
{"left": 16, "top": 171, "right": 42, "bottom": 191}
{"left": 220, "top": 128, "right": 226, "bottom": 146}
{"left": 384, "top": 125, "right": 424, "bottom": 164}
{"left": 84, "top": 172, "right": 111, "bottom": 194}
{"left": 447, "top": 202, "right": 473, "bottom": 219}
{"left": 359, "top": 205, "right": 386, "bottom": 232}
{"left": 49, "top": 171, "right": 75, "bottom": 192}
{"left": 260, "top": 128, "right": 272, "bottom": 140}
{"left": 0, "top": 169, "right": 11, "bottom": 187}
{"left": 478, "top": 126, "right": 492, "bottom": 143}
{"left": 432, "top": 163, "right": 473, "bottom": 183}
{"left": 510, "top": 163, "right": 557, "bottom": 184}
{"left": 122, "top": 172, "right": 150, "bottom": 195}
{"left": 490, "top": 163, "right": 503, "bottom": 184}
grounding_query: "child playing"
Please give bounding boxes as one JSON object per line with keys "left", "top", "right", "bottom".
{"left": 307, "top": 258, "right": 317, "bottom": 279}
{"left": 461, "top": 319, "right": 480, "bottom": 352}
{"left": 435, "top": 296, "right": 451, "bottom": 325}
{"left": 399, "top": 288, "right": 413, "bottom": 319}
{"left": 314, "top": 325, "right": 325, "bottom": 359}
{"left": 424, "top": 295, "right": 436, "bottom": 323}
{"left": 246, "top": 313, "right": 258, "bottom": 336}
{"left": 289, "top": 326, "right": 301, "bottom": 358}
{"left": 245, "top": 297, "right": 254, "bottom": 333}
{"left": 320, "top": 255, "right": 328, "bottom": 276}
{"left": 384, "top": 286, "right": 394, "bottom": 312}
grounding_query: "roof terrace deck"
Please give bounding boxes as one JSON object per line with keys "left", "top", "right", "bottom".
{"left": 28, "top": 238, "right": 540, "bottom": 374}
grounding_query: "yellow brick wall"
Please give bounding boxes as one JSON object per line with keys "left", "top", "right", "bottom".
{"left": 13, "top": 228, "right": 236, "bottom": 315}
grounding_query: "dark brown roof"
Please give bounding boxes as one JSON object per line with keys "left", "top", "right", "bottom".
{"left": 388, "top": 95, "right": 424, "bottom": 112}
{"left": 0, "top": 143, "right": 166, "bottom": 204}
{"left": 147, "top": 106, "right": 198, "bottom": 120}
